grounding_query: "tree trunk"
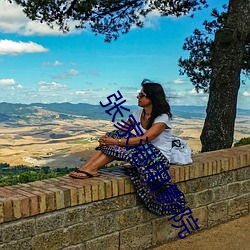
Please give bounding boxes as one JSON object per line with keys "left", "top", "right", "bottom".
{"left": 200, "top": 0, "right": 250, "bottom": 152}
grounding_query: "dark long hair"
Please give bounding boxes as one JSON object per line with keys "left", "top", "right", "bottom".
{"left": 141, "top": 79, "right": 172, "bottom": 129}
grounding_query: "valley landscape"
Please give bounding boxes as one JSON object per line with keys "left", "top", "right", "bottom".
{"left": 0, "top": 102, "right": 249, "bottom": 168}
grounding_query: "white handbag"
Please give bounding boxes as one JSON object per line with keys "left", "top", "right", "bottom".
{"left": 170, "top": 136, "right": 193, "bottom": 165}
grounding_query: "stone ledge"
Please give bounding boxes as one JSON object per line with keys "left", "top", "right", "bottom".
{"left": 0, "top": 145, "right": 249, "bottom": 224}
{"left": 170, "top": 145, "right": 250, "bottom": 182}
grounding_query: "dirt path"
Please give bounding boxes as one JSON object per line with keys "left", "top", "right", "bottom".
{"left": 151, "top": 213, "right": 250, "bottom": 250}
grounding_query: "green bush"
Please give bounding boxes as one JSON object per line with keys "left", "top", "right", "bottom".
{"left": 0, "top": 165, "right": 78, "bottom": 187}
{"left": 234, "top": 137, "right": 250, "bottom": 147}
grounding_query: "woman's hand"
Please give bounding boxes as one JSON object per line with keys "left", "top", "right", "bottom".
{"left": 99, "top": 136, "right": 117, "bottom": 147}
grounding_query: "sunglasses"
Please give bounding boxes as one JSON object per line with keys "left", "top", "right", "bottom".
{"left": 138, "top": 92, "right": 146, "bottom": 98}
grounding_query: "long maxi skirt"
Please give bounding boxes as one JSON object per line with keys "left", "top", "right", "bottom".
{"left": 96, "top": 130, "right": 186, "bottom": 216}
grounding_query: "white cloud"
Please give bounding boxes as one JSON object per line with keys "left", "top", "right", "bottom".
{"left": 75, "top": 91, "right": 86, "bottom": 95}
{"left": 0, "top": 0, "right": 83, "bottom": 36}
{"left": 0, "top": 78, "right": 16, "bottom": 85}
{"left": 243, "top": 91, "right": 250, "bottom": 97}
{"left": 0, "top": 78, "right": 25, "bottom": 91}
{"left": 172, "top": 79, "right": 185, "bottom": 85}
{"left": 17, "top": 84, "right": 24, "bottom": 89}
{"left": 43, "top": 60, "right": 63, "bottom": 66}
{"left": 38, "top": 81, "right": 68, "bottom": 91}
{"left": 0, "top": 39, "right": 48, "bottom": 55}
{"left": 68, "top": 69, "right": 80, "bottom": 76}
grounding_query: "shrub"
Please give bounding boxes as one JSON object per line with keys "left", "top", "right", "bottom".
{"left": 234, "top": 137, "right": 250, "bottom": 147}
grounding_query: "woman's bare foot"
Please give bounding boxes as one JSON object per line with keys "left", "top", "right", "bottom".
{"left": 69, "top": 168, "right": 99, "bottom": 179}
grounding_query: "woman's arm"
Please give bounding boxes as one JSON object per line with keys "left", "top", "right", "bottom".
{"left": 100, "top": 122, "right": 168, "bottom": 147}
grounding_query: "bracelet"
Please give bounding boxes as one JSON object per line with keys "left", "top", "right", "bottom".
{"left": 118, "top": 139, "right": 122, "bottom": 145}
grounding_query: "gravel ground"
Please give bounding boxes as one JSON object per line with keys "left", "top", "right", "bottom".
{"left": 151, "top": 213, "right": 250, "bottom": 250}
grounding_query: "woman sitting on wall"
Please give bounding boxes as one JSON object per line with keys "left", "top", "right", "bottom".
{"left": 69, "top": 79, "right": 185, "bottom": 215}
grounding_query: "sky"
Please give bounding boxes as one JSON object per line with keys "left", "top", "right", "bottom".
{"left": 0, "top": 0, "right": 249, "bottom": 109}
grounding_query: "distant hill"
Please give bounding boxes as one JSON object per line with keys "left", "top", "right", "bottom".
{"left": 0, "top": 102, "right": 249, "bottom": 124}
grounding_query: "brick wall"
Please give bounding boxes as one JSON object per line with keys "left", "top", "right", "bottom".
{"left": 0, "top": 145, "right": 249, "bottom": 250}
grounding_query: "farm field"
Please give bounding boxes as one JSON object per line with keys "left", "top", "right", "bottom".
{"left": 0, "top": 114, "right": 249, "bottom": 168}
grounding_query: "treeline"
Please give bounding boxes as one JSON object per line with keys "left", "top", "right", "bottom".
{"left": 0, "top": 164, "right": 77, "bottom": 187}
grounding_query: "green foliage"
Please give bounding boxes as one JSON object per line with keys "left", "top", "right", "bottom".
{"left": 8, "top": 0, "right": 208, "bottom": 42}
{"left": 0, "top": 164, "right": 78, "bottom": 187}
{"left": 179, "top": 5, "right": 250, "bottom": 92}
{"left": 234, "top": 137, "right": 250, "bottom": 147}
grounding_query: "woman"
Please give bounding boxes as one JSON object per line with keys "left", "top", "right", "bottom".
{"left": 69, "top": 79, "right": 185, "bottom": 215}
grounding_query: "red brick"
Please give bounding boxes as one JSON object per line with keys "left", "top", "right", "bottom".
{"left": 116, "top": 176, "right": 125, "bottom": 195}
{"left": 20, "top": 196, "right": 30, "bottom": 218}
{"left": 32, "top": 191, "right": 47, "bottom": 214}
{"left": 0, "top": 200, "right": 4, "bottom": 223}
{"left": 47, "top": 187, "right": 64, "bottom": 210}
{"left": 179, "top": 167, "right": 185, "bottom": 182}
{"left": 0, "top": 198, "right": 12, "bottom": 222}
{"left": 12, "top": 197, "right": 22, "bottom": 220}
{"left": 124, "top": 177, "right": 131, "bottom": 194}
{"left": 10, "top": 189, "right": 38, "bottom": 216}
{"left": 61, "top": 185, "right": 78, "bottom": 206}
{"left": 52, "top": 186, "right": 70, "bottom": 208}
{"left": 169, "top": 167, "right": 176, "bottom": 182}
{"left": 55, "top": 178, "right": 85, "bottom": 205}
{"left": 184, "top": 165, "right": 190, "bottom": 180}
{"left": 0, "top": 187, "right": 16, "bottom": 198}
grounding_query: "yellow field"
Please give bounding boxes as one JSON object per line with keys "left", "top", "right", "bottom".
{"left": 0, "top": 115, "right": 249, "bottom": 167}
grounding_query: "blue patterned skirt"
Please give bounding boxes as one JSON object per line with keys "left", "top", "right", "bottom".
{"left": 96, "top": 130, "right": 186, "bottom": 216}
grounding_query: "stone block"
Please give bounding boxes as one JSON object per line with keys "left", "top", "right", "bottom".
{"left": 216, "top": 171, "right": 235, "bottom": 186}
{"left": 191, "top": 206, "right": 208, "bottom": 229}
{"left": 185, "top": 178, "right": 209, "bottom": 193}
{"left": 86, "top": 232, "right": 119, "bottom": 250}
{"left": 36, "top": 212, "right": 64, "bottom": 234}
{"left": 151, "top": 216, "right": 179, "bottom": 246}
{"left": 208, "top": 201, "right": 227, "bottom": 227}
{"left": 241, "top": 179, "right": 250, "bottom": 194}
{"left": 227, "top": 195, "right": 249, "bottom": 219}
{"left": 0, "top": 238, "right": 32, "bottom": 250}
{"left": 213, "top": 185, "right": 228, "bottom": 201}
{"left": 115, "top": 207, "right": 149, "bottom": 230}
{"left": 2, "top": 218, "right": 36, "bottom": 243}
{"left": 64, "top": 207, "right": 85, "bottom": 227}
{"left": 235, "top": 168, "right": 246, "bottom": 181}
{"left": 176, "top": 182, "right": 187, "bottom": 194}
{"left": 194, "top": 189, "right": 214, "bottom": 207}
{"left": 93, "top": 213, "right": 118, "bottom": 237}
{"left": 185, "top": 193, "right": 195, "bottom": 209}
{"left": 67, "top": 222, "right": 96, "bottom": 244}
{"left": 32, "top": 228, "right": 70, "bottom": 250}
{"left": 84, "top": 194, "right": 136, "bottom": 218}
{"left": 0, "top": 228, "right": 2, "bottom": 244}
{"left": 120, "top": 222, "right": 152, "bottom": 250}
{"left": 228, "top": 182, "right": 241, "bottom": 198}
{"left": 62, "top": 244, "right": 86, "bottom": 250}
{"left": 205, "top": 176, "right": 219, "bottom": 188}
{"left": 244, "top": 166, "right": 250, "bottom": 179}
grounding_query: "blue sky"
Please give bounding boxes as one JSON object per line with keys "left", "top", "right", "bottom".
{"left": 0, "top": 0, "right": 249, "bottom": 108}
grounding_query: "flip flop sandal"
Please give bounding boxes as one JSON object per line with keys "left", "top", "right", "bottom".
{"left": 69, "top": 169, "right": 100, "bottom": 179}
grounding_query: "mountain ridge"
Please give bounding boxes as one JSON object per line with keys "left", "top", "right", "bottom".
{"left": 0, "top": 102, "right": 249, "bottom": 123}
